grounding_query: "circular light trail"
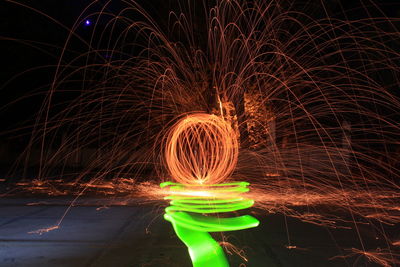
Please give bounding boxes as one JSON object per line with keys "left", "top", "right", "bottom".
{"left": 161, "top": 114, "right": 259, "bottom": 267}
{"left": 164, "top": 113, "right": 239, "bottom": 185}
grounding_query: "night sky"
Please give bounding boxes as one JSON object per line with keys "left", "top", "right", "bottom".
{"left": 0, "top": 0, "right": 399, "bottom": 151}
{"left": 0, "top": 3, "right": 399, "bottom": 267}
{"left": 0, "top": 0, "right": 172, "bottom": 135}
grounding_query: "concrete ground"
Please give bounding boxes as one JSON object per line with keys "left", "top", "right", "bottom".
{"left": 0, "top": 197, "right": 391, "bottom": 267}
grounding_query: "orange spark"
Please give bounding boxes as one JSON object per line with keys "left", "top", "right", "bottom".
{"left": 164, "top": 113, "right": 239, "bottom": 185}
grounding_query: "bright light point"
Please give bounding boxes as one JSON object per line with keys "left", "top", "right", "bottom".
{"left": 85, "top": 20, "right": 91, "bottom": 25}
{"left": 170, "top": 190, "right": 213, "bottom": 197}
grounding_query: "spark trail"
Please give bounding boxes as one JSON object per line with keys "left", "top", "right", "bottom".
{"left": 160, "top": 113, "right": 259, "bottom": 267}
{"left": 1, "top": 0, "right": 400, "bottom": 265}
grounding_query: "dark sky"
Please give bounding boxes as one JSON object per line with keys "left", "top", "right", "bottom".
{"left": 0, "top": 0, "right": 182, "bottom": 135}
{"left": 0, "top": 0, "right": 399, "bottom": 136}
{"left": 0, "top": 1, "right": 92, "bottom": 134}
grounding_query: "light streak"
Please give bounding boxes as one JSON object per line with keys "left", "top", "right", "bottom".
{"left": 331, "top": 248, "right": 400, "bottom": 267}
{"left": 161, "top": 182, "right": 259, "bottom": 267}
{"left": 3, "top": 0, "right": 400, "bottom": 265}
{"left": 161, "top": 114, "right": 259, "bottom": 267}
{"left": 28, "top": 225, "right": 59, "bottom": 235}
{"left": 164, "top": 113, "right": 239, "bottom": 185}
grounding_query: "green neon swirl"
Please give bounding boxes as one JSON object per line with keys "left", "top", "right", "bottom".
{"left": 160, "top": 181, "right": 250, "bottom": 188}
{"left": 161, "top": 181, "right": 259, "bottom": 267}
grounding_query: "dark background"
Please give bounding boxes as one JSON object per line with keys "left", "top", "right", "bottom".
{"left": 1, "top": 0, "right": 399, "bottom": 134}
{"left": 0, "top": 0, "right": 399, "bottom": 179}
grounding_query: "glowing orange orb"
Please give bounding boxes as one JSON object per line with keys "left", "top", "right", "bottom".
{"left": 165, "top": 113, "right": 239, "bottom": 185}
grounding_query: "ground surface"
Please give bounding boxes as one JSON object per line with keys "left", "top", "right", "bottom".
{"left": 0, "top": 197, "right": 388, "bottom": 267}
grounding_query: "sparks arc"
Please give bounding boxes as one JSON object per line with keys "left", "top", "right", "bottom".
{"left": 164, "top": 113, "right": 239, "bottom": 185}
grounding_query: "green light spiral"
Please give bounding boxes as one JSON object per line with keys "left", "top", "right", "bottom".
{"left": 160, "top": 181, "right": 259, "bottom": 267}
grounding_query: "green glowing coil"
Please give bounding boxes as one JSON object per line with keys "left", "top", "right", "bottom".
{"left": 161, "top": 181, "right": 259, "bottom": 267}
